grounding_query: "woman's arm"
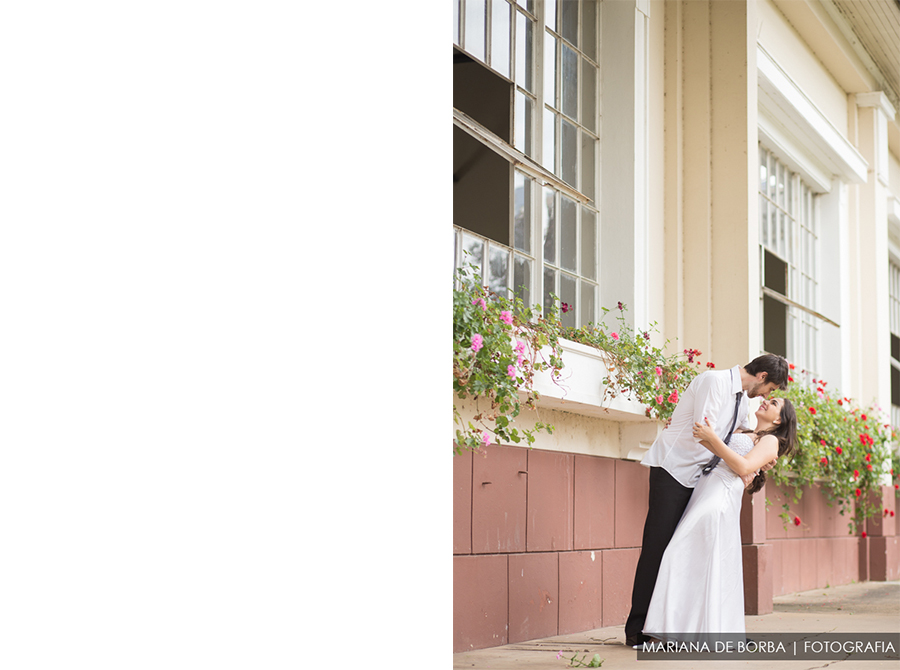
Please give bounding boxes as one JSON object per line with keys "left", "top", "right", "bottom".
{"left": 691, "top": 419, "right": 778, "bottom": 477}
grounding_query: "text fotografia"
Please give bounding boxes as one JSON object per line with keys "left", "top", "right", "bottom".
{"left": 636, "top": 633, "right": 900, "bottom": 661}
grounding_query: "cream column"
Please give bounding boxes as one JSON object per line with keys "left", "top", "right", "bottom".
{"left": 680, "top": 0, "right": 759, "bottom": 367}
{"left": 600, "top": 0, "right": 650, "bottom": 331}
{"left": 855, "top": 92, "right": 896, "bottom": 409}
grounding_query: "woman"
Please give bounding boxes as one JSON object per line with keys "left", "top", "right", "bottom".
{"left": 642, "top": 396, "right": 797, "bottom": 642}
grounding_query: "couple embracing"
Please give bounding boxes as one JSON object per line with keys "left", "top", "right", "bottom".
{"left": 624, "top": 354, "right": 798, "bottom": 647}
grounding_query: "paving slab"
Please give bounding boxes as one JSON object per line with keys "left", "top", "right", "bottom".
{"left": 453, "top": 581, "right": 900, "bottom": 670}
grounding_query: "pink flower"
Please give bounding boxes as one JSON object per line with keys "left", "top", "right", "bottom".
{"left": 500, "top": 310, "right": 513, "bottom": 325}
{"left": 481, "top": 431, "right": 490, "bottom": 446}
{"left": 507, "top": 364, "right": 517, "bottom": 380}
{"left": 656, "top": 395, "right": 664, "bottom": 404}
{"left": 668, "top": 390, "right": 679, "bottom": 404}
{"left": 655, "top": 366, "right": 663, "bottom": 376}
{"left": 611, "top": 332, "right": 619, "bottom": 341}
{"left": 471, "top": 333, "right": 484, "bottom": 353}
{"left": 561, "top": 302, "right": 571, "bottom": 313}
{"left": 472, "top": 297, "right": 486, "bottom": 311}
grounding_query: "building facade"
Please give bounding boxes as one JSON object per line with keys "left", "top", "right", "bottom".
{"left": 452, "top": 0, "right": 900, "bottom": 653}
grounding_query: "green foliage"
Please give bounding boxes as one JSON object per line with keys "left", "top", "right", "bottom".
{"left": 769, "top": 375, "right": 897, "bottom": 533}
{"left": 452, "top": 265, "right": 564, "bottom": 454}
{"left": 558, "top": 651, "right": 603, "bottom": 667}
{"left": 564, "top": 304, "right": 714, "bottom": 425}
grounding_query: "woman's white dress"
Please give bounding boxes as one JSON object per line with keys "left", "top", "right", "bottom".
{"left": 642, "top": 433, "right": 754, "bottom": 640}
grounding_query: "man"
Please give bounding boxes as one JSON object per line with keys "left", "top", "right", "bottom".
{"left": 623, "top": 353, "right": 789, "bottom": 648}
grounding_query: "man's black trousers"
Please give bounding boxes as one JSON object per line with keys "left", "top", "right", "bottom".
{"left": 624, "top": 466, "right": 694, "bottom": 640}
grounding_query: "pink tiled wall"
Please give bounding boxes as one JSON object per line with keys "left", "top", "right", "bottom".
{"left": 453, "top": 444, "right": 899, "bottom": 653}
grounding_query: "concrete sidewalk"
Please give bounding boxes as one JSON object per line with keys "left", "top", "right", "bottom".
{"left": 453, "top": 581, "right": 900, "bottom": 669}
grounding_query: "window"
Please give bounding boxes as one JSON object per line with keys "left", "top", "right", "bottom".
{"left": 453, "top": 0, "right": 600, "bottom": 328}
{"left": 890, "top": 259, "right": 900, "bottom": 428}
{"left": 758, "top": 145, "right": 821, "bottom": 380}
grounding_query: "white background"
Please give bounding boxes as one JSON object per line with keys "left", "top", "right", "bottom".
{"left": 0, "top": 1, "right": 448, "bottom": 667}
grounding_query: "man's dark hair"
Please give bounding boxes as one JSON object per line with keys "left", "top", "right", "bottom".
{"left": 745, "top": 354, "right": 790, "bottom": 390}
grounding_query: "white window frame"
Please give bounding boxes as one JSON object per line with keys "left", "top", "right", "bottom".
{"left": 452, "top": 0, "right": 601, "bottom": 329}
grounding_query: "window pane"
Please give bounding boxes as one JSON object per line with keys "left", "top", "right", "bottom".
{"left": 581, "top": 281, "right": 596, "bottom": 325}
{"left": 543, "top": 266, "right": 557, "bottom": 316}
{"left": 768, "top": 155, "right": 776, "bottom": 199}
{"left": 759, "top": 194, "right": 768, "bottom": 248}
{"left": 560, "top": 195, "right": 577, "bottom": 272}
{"left": 582, "top": 0, "right": 597, "bottom": 61}
{"left": 491, "top": 0, "right": 511, "bottom": 77}
{"left": 488, "top": 245, "right": 510, "bottom": 296}
{"left": 560, "top": 117, "right": 577, "bottom": 187}
{"left": 561, "top": 0, "right": 578, "bottom": 47}
{"left": 777, "top": 162, "right": 786, "bottom": 210}
{"left": 581, "top": 59, "right": 596, "bottom": 132}
{"left": 778, "top": 210, "right": 786, "bottom": 259}
{"left": 581, "top": 132, "right": 595, "bottom": 202}
{"left": 516, "top": 0, "right": 534, "bottom": 11}
{"left": 454, "top": 0, "right": 461, "bottom": 45}
{"left": 581, "top": 207, "right": 596, "bottom": 280}
{"left": 544, "top": 32, "right": 557, "bottom": 109}
{"left": 759, "top": 148, "right": 767, "bottom": 193}
{"left": 514, "top": 254, "right": 532, "bottom": 306}
{"left": 515, "top": 12, "right": 534, "bottom": 92}
{"left": 514, "top": 171, "right": 531, "bottom": 253}
{"left": 465, "top": 0, "right": 486, "bottom": 61}
{"left": 561, "top": 42, "right": 578, "bottom": 119}
{"left": 542, "top": 108, "right": 556, "bottom": 171}
{"left": 542, "top": 186, "right": 557, "bottom": 265}
{"left": 545, "top": 0, "right": 557, "bottom": 31}
{"left": 514, "top": 90, "right": 533, "bottom": 155}
{"left": 462, "top": 232, "right": 485, "bottom": 276}
{"left": 560, "top": 273, "right": 577, "bottom": 328}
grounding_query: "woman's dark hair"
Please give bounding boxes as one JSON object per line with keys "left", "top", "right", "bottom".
{"left": 745, "top": 354, "right": 790, "bottom": 390}
{"left": 746, "top": 398, "right": 797, "bottom": 495}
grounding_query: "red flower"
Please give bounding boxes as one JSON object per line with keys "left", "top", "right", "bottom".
{"left": 885, "top": 509, "right": 890, "bottom": 516}
{"left": 895, "top": 484, "right": 899, "bottom": 490}
{"left": 855, "top": 488, "right": 862, "bottom": 497}
{"left": 836, "top": 447, "right": 843, "bottom": 455}
{"left": 706, "top": 362, "right": 715, "bottom": 368}
{"left": 820, "top": 457, "right": 828, "bottom": 465}
{"left": 838, "top": 399, "right": 843, "bottom": 406}
{"left": 867, "top": 464, "right": 873, "bottom": 471}
{"left": 854, "top": 470, "right": 859, "bottom": 479}
{"left": 862, "top": 531, "right": 868, "bottom": 538}
{"left": 788, "top": 376, "right": 794, "bottom": 382}
{"left": 820, "top": 440, "right": 826, "bottom": 446}
{"left": 892, "top": 511, "right": 896, "bottom": 517}
{"left": 789, "top": 363, "right": 795, "bottom": 370}
{"left": 865, "top": 453, "right": 872, "bottom": 462}
{"left": 861, "top": 414, "right": 867, "bottom": 421}
{"left": 809, "top": 407, "right": 817, "bottom": 415}
{"left": 561, "top": 302, "right": 571, "bottom": 313}
{"left": 794, "top": 516, "right": 801, "bottom": 526}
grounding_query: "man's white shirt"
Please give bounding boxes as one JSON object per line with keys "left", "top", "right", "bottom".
{"left": 641, "top": 365, "right": 751, "bottom": 488}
